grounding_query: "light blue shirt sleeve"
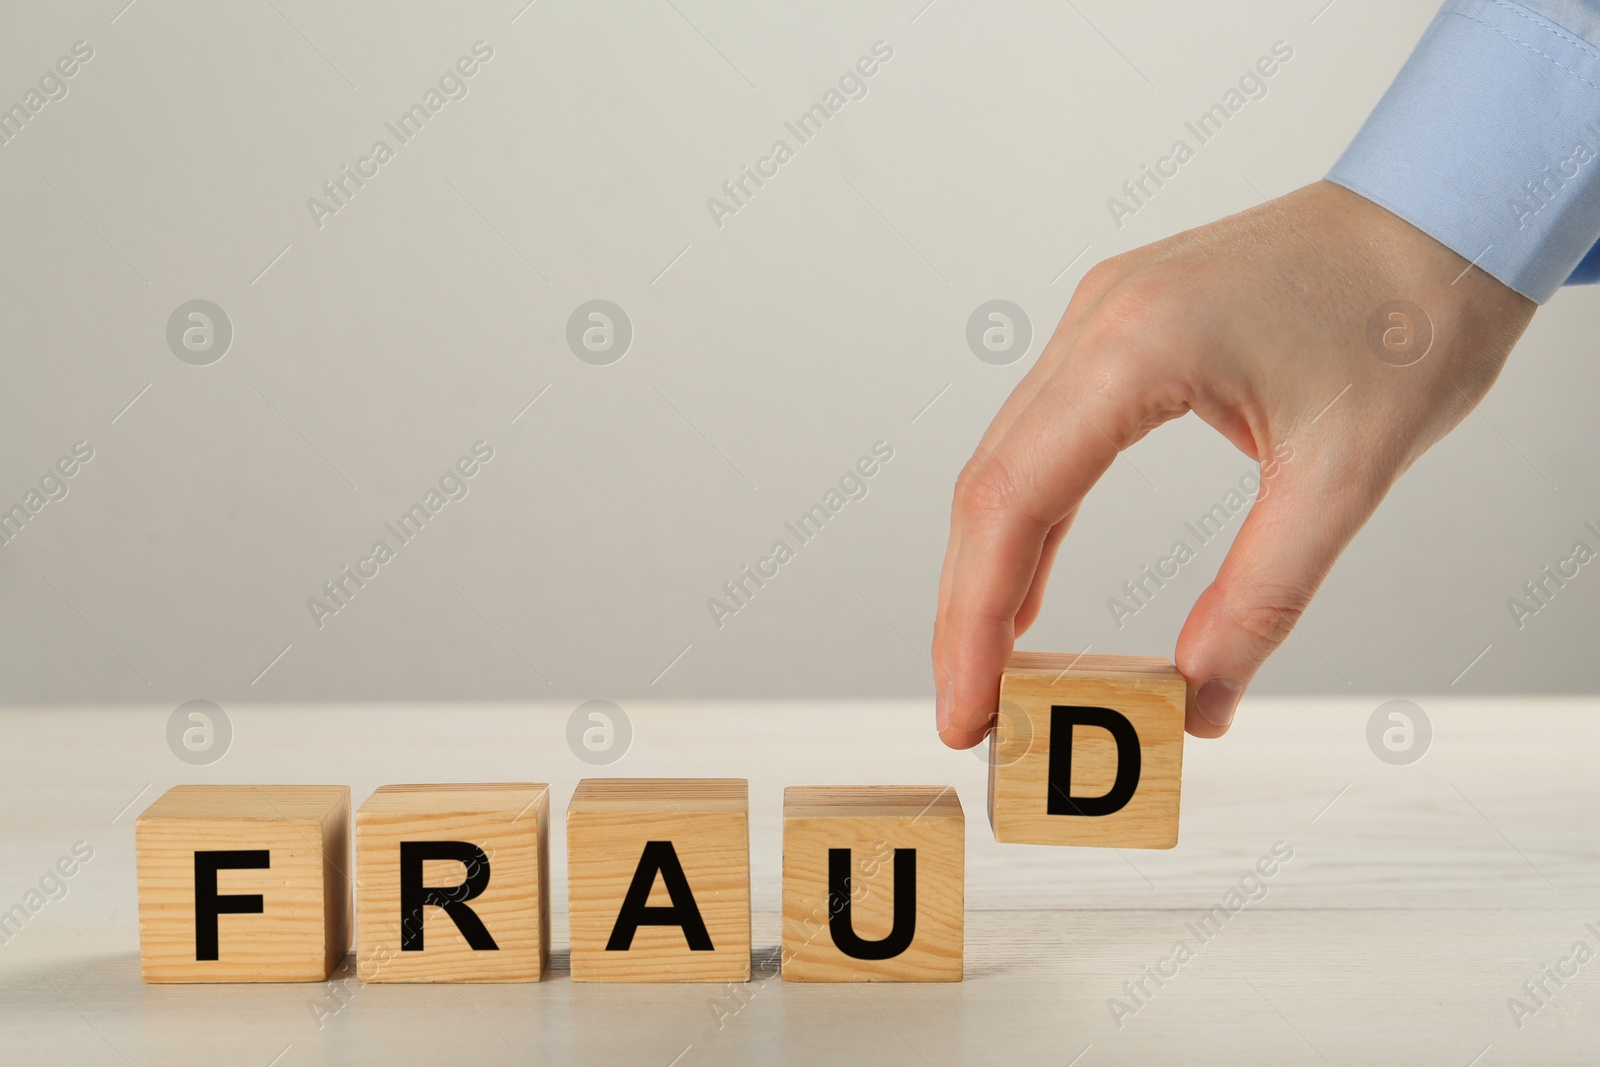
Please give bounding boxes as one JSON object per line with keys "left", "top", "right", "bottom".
{"left": 1326, "top": 0, "right": 1600, "bottom": 302}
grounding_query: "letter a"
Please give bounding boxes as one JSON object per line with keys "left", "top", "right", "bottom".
{"left": 606, "top": 840, "right": 713, "bottom": 951}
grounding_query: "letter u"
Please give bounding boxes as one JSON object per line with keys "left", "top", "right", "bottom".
{"left": 827, "top": 848, "right": 916, "bottom": 960}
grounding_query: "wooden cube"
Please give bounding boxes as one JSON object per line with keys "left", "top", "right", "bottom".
{"left": 135, "top": 785, "right": 350, "bottom": 982}
{"left": 782, "top": 786, "right": 964, "bottom": 982}
{"left": 354, "top": 783, "right": 550, "bottom": 983}
{"left": 988, "top": 652, "right": 1185, "bottom": 849}
{"left": 567, "top": 778, "right": 749, "bottom": 982}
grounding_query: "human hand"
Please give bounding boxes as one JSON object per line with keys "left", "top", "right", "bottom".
{"left": 933, "top": 181, "right": 1536, "bottom": 748}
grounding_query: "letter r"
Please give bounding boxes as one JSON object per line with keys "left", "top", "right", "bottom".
{"left": 399, "top": 841, "right": 498, "bottom": 951}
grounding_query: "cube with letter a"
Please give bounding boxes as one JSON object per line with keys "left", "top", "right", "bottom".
{"left": 355, "top": 783, "right": 550, "bottom": 982}
{"left": 135, "top": 785, "right": 351, "bottom": 982}
{"left": 782, "top": 785, "right": 964, "bottom": 982}
{"left": 566, "top": 778, "right": 750, "bottom": 982}
{"left": 988, "top": 652, "right": 1185, "bottom": 849}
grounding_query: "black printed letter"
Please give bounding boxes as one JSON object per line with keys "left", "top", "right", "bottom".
{"left": 1047, "top": 705, "right": 1141, "bottom": 816}
{"left": 194, "top": 849, "right": 269, "bottom": 961}
{"left": 606, "top": 840, "right": 713, "bottom": 951}
{"left": 828, "top": 847, "right": 916, "bottom": 960}
{"left": 399, "top": 841, "right": 498, "bottom": 951}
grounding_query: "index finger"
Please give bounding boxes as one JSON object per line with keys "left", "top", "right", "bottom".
{"left": 937, "top": 375, "right": 1133, "bottom": 745}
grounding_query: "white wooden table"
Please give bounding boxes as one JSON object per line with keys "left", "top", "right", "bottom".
{"left": 1, "top": 698, "right": 1595, "bottom": 1065}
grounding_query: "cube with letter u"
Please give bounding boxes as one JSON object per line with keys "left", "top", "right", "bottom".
{"left": 782, "top": 785, "right": 964, "bottom": 981}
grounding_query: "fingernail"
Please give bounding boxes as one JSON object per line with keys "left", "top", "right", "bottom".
{"left": 1196, "top": 677, "right": 1244, "bottom": 728}
{"left": 935, "top": 684, "right": 951, "bottom": 731}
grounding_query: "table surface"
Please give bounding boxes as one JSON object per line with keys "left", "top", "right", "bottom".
{"left": 1, "top": 698, "right": 1596, "bottom": 1066}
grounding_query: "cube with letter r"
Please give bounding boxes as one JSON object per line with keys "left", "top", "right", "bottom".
{"left": 354, "top": 783, "right": 550, "bottom": 982}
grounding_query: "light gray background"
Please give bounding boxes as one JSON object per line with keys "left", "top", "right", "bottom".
{"left": 1, "top": 0, "right": 1595, "bottom": 707}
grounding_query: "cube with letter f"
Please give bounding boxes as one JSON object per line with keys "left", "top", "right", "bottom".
{"left": 136, "top": 785, "right": 350, "bottom": 982}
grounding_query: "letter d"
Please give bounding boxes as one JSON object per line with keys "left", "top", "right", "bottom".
{"left": 1046, "top": 706, "right": 1141, "bottom": 817}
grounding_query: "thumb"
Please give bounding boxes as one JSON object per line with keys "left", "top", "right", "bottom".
{"left": 1174, "top": 453, "right": 1377, "bottom": 737}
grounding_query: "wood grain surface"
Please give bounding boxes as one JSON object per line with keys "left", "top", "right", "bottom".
{"left": 354, "top": 783, "right": 549, "bottom": 983}
{"left": 134, "top": 785, "right": 349, "bottom": 983}
{"left": 566, "top": 778, "right": 751, "bottom": 983}
{"left": 782, "top": 785, "right": 963, "bottom": 982}
{"left": 990, "top": 652, "right": 1186, "bottom": 849}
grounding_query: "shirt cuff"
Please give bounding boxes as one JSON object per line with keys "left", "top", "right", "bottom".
{"left": 1326, "top": 0, "right": 1600, "bottom": 303}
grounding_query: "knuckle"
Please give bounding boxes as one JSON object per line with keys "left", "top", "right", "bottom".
{"left": 952, "top": 459, "right": 984, "bottom": 501}
{"left": 1072, "top": 257, "right": 1125, "bottom": 305}
{"left": 960, "top": 458, "right": 1022, "bottom": 523}
{"left": 950, "top": 460, "right": 984, "bottom": 517}
{"left": 1228, "top": 584, "right": 1313, "bottom": 650}
{"left": 1077, "top": 272, "right": 1200, "bottom": 361}
{"left": 1080, "top": 279, "right": 1164, "bottom": 346}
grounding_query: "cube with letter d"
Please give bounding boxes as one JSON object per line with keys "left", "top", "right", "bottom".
{"left": 988, "top": 652, "right": 1185, "bottom": 849}
{"left": 135, "top": 785, "right": 350, "bottom": 982}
